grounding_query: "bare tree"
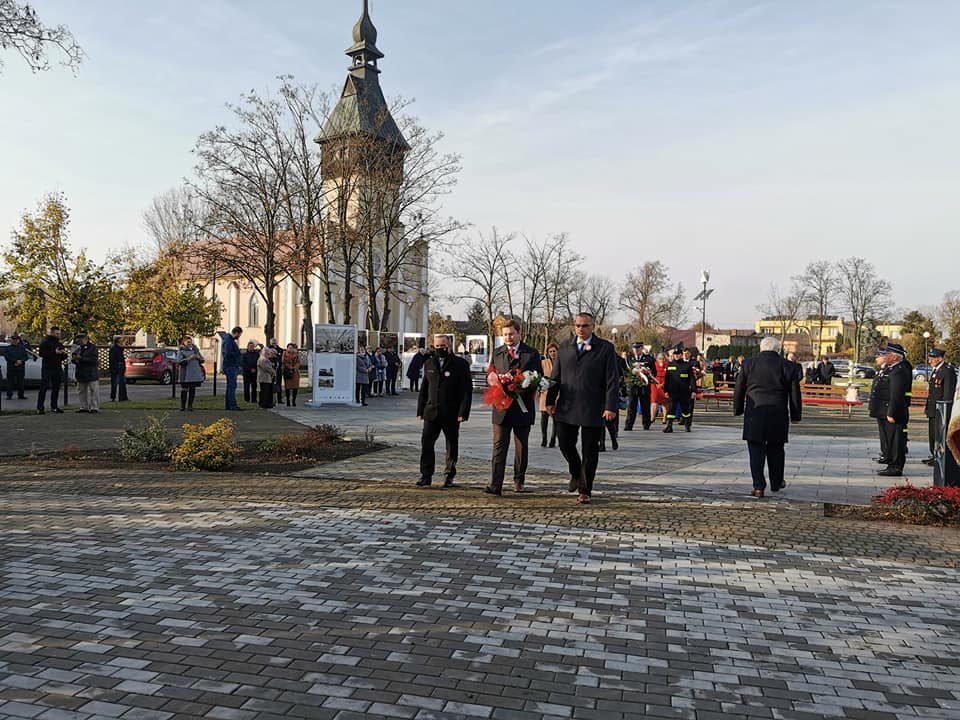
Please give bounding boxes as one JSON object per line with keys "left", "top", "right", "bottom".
{"left": 443, "top": 228, "right": 514, "bottom": 352}
{"left": 756, "top": 281, "right": 808, "bottom": 351}
{"left": 188, "top": 91, "right": 292, "bottom": 341}
{"left": 620, "top": 260, "right": 686, "bottom": 329}
{"left": 355, "top": 113, "right": 463, "bottom": 332}
{"left": 837, "top": 256, "right": 892, "bottom": 362}
{"left": 797, "top": 260, "right": 837, "bottom": 359}
{"left": 566, "top": 272, "right": 617, "bottom": 328}
{"left": 539, "top": 234, "right": 582, "bottom": 347}
{"left": 0, "top": 0, "right": 83, "bottom": 74}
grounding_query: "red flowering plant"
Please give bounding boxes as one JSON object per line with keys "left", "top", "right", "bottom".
{"left": 871, "top": 484, "right": 960, "bottom": 526}
{"left": 483, "top": 368, "right": 550, "bottom": 413}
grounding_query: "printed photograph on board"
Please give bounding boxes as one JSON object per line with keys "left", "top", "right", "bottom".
{"left": 314, "top": 326, "right": 356, "bottom": 354}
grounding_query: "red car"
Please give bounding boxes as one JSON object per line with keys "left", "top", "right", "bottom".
{"left": 125, "top": 348, "right": 179, "bottom": 385}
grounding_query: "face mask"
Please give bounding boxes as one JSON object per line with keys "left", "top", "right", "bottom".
{"left": 435, "top": 347, "right": 449, "bottom": 359}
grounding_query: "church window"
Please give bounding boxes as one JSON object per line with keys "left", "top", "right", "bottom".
{"left": 249, "top": 295, "right": 259, "bottom": 327}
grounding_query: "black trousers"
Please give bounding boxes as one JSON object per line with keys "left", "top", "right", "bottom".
{"left": 420, "top": 417, "right": 460, "bottom": 480}
{"left": 37, "top": 368, "right": 62, "bottom": 410}
{"left": 556, "top": 421, "right": 603, "bottom": 496}
{"left": 877, "top": 418, "right": 890, "bottom": 460}
{"left": 386, "top": 369, "right": 398, "bottom": 395}
{"left": 355, "top": 382, "right": 368, "bottom": 405}
{"left": 624, "top": 385, "right": 651, "bottom": 429}
{"left": 243, "top": 372, "right": 257, "bottom": 402}
{"left": 747, "top": 441, "right": 785, "bottom": 490}
{"left": 491, "top": 423, "right": 530, "bottom": 491}
{"left": 540, "top": 411, "right": 557, "bottom": 446}
{"left": 880, "top": 420, "right": 907, "bottom": 470}
{"left": 668, "top": 394, "right": 693, "bottom": 424}
{"left": 5, "top": 365, "right": 25, "bottom": 398}
{"left": 258, "top": 382, "right": 274, "bottom": 408}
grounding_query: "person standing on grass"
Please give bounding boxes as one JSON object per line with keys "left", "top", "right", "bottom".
{"left": 216, "top": 327, "right": 243, "bottom": 411}
{"left": 71, "top": 333, "right": 100, "bottom": 414}
{"left": 176, "top": 336, "right": 205, "bottom": 411}
{"left": 257, "top": 347, "right": 277, "bottom": 409}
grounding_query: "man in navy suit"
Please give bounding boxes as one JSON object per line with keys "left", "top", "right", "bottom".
{"left": 485, "top": 319, "right": 543, "bottom": 496}
{"left": 545, "top": 312, "right": 620, "bottom": 504}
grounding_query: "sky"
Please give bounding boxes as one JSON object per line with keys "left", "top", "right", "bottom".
{"left": 1, "top": 0, "right": 957, "bottom": 328}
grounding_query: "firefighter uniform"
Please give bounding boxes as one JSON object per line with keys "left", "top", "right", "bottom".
{"left": 663, "top": 350, "right": 695, "bottom": 433}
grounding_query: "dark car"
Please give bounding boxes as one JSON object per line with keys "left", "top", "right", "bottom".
{"left": 125, "top": 348, "right": 179, "bottom": 385}
{"left": 913, "top": 364, "right": 932, "bottom": 381}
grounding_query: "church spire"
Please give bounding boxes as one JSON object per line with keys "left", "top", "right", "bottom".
{"left": 346, "top": 0, "right": 383, "bottom": 73}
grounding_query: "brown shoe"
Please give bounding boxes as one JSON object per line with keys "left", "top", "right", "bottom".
{"left": 513, "top": 482, "right": 523, "bottom": 493}
{"left": 577, "top": 493, "right": 590, "bottom": 504}
{"left": 750, "top": 489, "right": 764, "bottom": 498}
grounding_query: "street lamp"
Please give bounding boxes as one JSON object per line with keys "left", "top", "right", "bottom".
{"left": 693, "top": 270, "right": 713, "bottom": 354}
{"left": 923, "top": 331, "right": 931, "bottom": 379}
{"left": 611, "top": 327, "right": 618, "bottom": 349}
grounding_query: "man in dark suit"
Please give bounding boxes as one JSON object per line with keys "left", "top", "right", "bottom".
{"left": 485, "top": 319, "right": 543, "bottom": 495}
{"left": 416, "top": 335, "right": 472, "bottom": 488}
{"left": 545, "top": 312, "right": 620, "bottom": 504}
{"left": 733, "top": 336, "right": 802, "bottom": 497}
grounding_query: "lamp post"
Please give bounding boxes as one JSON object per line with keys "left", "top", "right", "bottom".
{"left": 693, "top": 270, "right": 713, "bottom": 354}
{"left": 923, "top": 331, "right": 931, "bottom": 379}
{"left": 611, "top": 326, "right": 618, "bottom": 350}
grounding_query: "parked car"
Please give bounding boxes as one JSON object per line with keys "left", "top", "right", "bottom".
{"left": 825, "top": 359, "right": 875, "bottom": 379}
{"left": 913, "top": 364, "right": 932, "bottom": 381}
{"left": 125, "top": 348, "right": 181, "bottom": 385}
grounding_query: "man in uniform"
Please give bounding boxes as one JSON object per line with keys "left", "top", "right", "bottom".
{"left": 868, "top": 354, "right": 890, "bottom": 464}
{"left": 923, "top": 348, "right": 956, "bottom": 465}
{"left": 416, "top": 335, "right": 472, "bottom": 488}
{"left": 870, "top": 343, "right": 912, "bottom": 477}
{"left": 663, "top": 344, "right": 695, "bottom": 433}
{"left": 623, "top": 343, "right": 656, "bottom": 431}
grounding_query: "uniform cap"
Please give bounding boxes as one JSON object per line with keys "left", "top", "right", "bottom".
{"left": 631, "top": 342, "right": 644, "bottom": 349}
{"left": 928, "top": 348, "right": 945, "bottom": 358}
{"left": 878, "top": 342, "right": 905, "bottom": 357}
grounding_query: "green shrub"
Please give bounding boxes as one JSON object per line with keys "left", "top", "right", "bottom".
{"left": 171, "top": 418, "right": 241, "bottom": 471}
{"left": 119, "top": 413, "right": 173, "bottom": 461}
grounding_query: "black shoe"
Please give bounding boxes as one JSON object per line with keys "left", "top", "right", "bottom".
{"left": 180, "top": 407, "right": 186, "bottom": 412}
{"left": 540, "top": 440, "right": 547, "bottom": 447}
{"left": 443, "top": 479, "right": 455, "bottom": 488}
{"left": 611, "top": 439, "right": 619, "bottom": 450}
{"left": 483, "top": 486, "right": 502, "bottom": 496}
{"left": 362, "top": 402, "right": 369, "bottom": 406}
{"left": 415, "top": 477, "right": 432, "bottom": 487}
{"left": 921, "top": 457, "right": 935, "bottom": 465}
{"left": 771, "top": 483, "right": 785, "bottom": 492}
{"left": 548, "top": 441, "right": 556, "bottom": 448}
{"left": 624, "top": 425, "right": 633, "bottom": 431}
{"left": 874, "top": 457, "right": 889, "bottom": 464}
{"left": 877, "top": 467, "right": 903, "bottom": 477}
{"left": 599, "top": 444, "right": 606, "bottom": 452}
{"left": 75, "top": 409, "right": 88, "bottom": 413}
{"left": 89, "top": 409, "right": 98, "bottom": 414}
{"left": 685, "top": 424, "right": 691, "bottom": 432}
{"left": 663, "top": 423, "right": 673, "bottom": 433}
{"left": 568, "top": 480, "right": 579, "bottom": 493}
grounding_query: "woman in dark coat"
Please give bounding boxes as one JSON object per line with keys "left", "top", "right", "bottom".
{"left": 241, "top": 341, "right": 259, "bottom": 404}
{"left": 406, "top": 349, "right": 426, "bottom": 392}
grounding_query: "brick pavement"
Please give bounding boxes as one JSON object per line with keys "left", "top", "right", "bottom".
{"left": 2, "top": 493, "right": 960, "bottom": 719}
{"left": 3, "top": 396, "right": 960, "bottom": 719}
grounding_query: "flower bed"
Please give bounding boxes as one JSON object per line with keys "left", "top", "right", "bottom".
{"left": 828, "top": 484, "right": 960, "bottom": 527}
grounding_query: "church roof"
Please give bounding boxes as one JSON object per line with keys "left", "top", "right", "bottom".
{"left": 317, "top": 1, "right": 408, "bottom": 150}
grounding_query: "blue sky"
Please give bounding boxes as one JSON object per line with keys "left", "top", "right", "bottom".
{"left": 1, "top": 0, "right": 957, "bottom": 327}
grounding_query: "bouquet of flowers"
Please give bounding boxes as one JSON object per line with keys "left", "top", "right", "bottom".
{"left": 483, "top": 368, "right": 552, "bottom": 413}
{"left": 624, "top": 364, "right": 658, "bottom": 388}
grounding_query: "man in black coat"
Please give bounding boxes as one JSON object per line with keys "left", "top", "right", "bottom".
{"left": 545, "top": 312, "right": 620, "bottom": 504}
{"left": 416, "top": 335, "right": 472, "bottom": 488}
{"left": 485, "top": 320, "right": 543, "bottom": 495}
{"left": 72, "top": 333, "right": 100, "bottom": 413}
{"left": 108, "top": 336, "right": 128, "bottom": 402}
{"left": 733, "top": 336, "right": 802, "bottom": 497}
{"left": 385, "top": 346, "right": 401, "bottom": 395}
{"left": 624, "top": 343, "right": 656, "bottom": 431}
{"left": 2, "top": 334, "right": 32, "bottom": 400}
{"left": 870, "top": 343, "right": 912, "bottom": 477}
{"left": 37, "top": 326, "right": 68, "bottom": 414}
{"left": 923, "top": 348, "right": 956, "bottom": 465}
{"left": 818, "top": 357, "right": 836, "bottom": 385}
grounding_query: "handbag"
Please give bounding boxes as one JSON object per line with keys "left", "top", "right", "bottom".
{"left": 283, "top": 367, "right": 294, "bottom": 380}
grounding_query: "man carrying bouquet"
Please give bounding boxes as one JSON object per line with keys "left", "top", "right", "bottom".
{"left": 485, "top": 319, "right": 543, "bottom": 496}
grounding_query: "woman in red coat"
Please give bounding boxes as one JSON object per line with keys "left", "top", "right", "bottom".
{"left": 651, "top": 352, "right": 669, "bottom": 424}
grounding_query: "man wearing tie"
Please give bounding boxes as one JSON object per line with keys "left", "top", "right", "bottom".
{"left": 545, "top": 312, "right": 620, "bottom": 504}
{"left": 485, "top": 319, "right": 543, "bottom": 496}
{"left": 416, "top": 335, "right": 472, "bottom": 488}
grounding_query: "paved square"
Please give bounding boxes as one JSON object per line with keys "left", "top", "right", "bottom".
{"left": 3, "top": 494, "right": 960, "bottom": 719}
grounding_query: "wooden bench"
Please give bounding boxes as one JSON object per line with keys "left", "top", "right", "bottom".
{"left": 702, "top": 380, "right": 864, "bottom": 416}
